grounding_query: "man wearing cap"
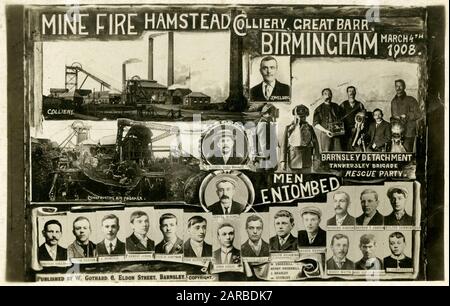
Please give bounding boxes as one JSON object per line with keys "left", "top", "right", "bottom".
{"left": 183, "top": 215, "right": 212, "bottom": 258}
{"left": 384, "top": 187, "right": 414, "bottom": 226}
{"left": 241, "top": 214, "right": 270, "bottom": 258}
{"left": 326, "top": 233, "right": 355, "bottom": 270}
{"left": 327, "top": 191, "right": 356, "bottom": 226}
{"left": 205, "top": 129, "right": 245, "bottom": 165}
{"left": 280, "top": 104, "right": 320, "bottom": 172}
{"left": 297, "top": 206, "right": 327, "bottom": 247}
{"left": 250, "top": 56, "right": 290, "bottom": 102}
{"left": 255, "top": 103, "right": 279, "bottom": 170}
{"left": 213, "top": 223, "right": 241, "bottom": 264}
{"left": 269, "top": 210, "right": 298, "bottom": 251}
{"left": 208, "top": 177, "right": 246, "bottom": 215}
{"left": 356, "top": 189, "right": 384, "bottom": 226}
{"left": 355, "top": 234, "right": 383, "bottom": 270}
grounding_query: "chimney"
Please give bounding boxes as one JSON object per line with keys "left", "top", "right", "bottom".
{"left": 148, "top": 36, "right": 154, "bottom": 80}
{"left": 167, "top": 31, "right": 174, "bottom": 86}
{"left": 122, "top": 63, "right": 127, "bottom": 98}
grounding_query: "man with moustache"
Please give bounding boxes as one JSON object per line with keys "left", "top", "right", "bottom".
{"left": 269, "top": 210, "right": 298, "bottom": 251}
{"left": 297, "top": 206, "right": 327, "bottom": 248}
{"left": 183, "top": 215, "right": 212, "bottom": 258}
{"left": 384, "top": 232, "right": 413, "bottom": 269}
{"left": 241, "top": 214, "right": 270, "bottom": 257}
{"left": 340, "top": 86, "right": 366, "bottom": 151}
{"left": 155, "top": 213, "right": 183, "bottom": 254}
{"left": 366, "top": 108, "right": 391, "bottom": 152}
{"left": 355, "top": 234, "right": 383, "bottom": 270}
{"left": 384, "top": 187, "right": 414, "bottom": 226}
{"left": 327, "top": 191, "right": 356, "bottom": 226}
{"left": 208, "top": 177, "right": 246, "bottom": 215}
{"left": 205, "top": 129, "right": 245, "bottom": 165}
{"left": 213, "top": 223, "right": 241, "bottom": 264}
{"left": 67, "top": 216, "right": 96, "bottom": 258}
{"left": 313, "top": 88, "right": 345, "bottom": 152}
{"left": 356, "top": 189, "right": 384, "bottom": 226}
{"left": 97, "top": 214, "right": 126, "bottom": 256}
{"left": 326, "top": 234, "right": 355, "bottom": 270}
{"left": 126, "top": 210, "right": 155, "bottom": 253}
{"left": 250, "top": 56, "right": 290, "bottom": 102}
{"left": 390, "top": 79, "right": 422, "bottom": 152}
{"left": 39, "top": 219, "right": 67, "bottom": 261}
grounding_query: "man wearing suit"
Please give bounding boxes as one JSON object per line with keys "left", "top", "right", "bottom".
{"left": 241, "top": 215, "right": 270, "bottom": 257}
{"left": 384, "top": 187, "right": 414, "bottom": 226}
{"left": 326, "top": 234, "right": 355, "bottom": 270}
{"left": 155, "top": 213, "right": 183, "bottom": 254}
{"left": 356, "top": 189, "right": 384, "bottom": 226}
{"left": 355, "top": 234, "right": 383, "bottom": 270}
{"left": 67, "top": 216, "right": 96, "bottom": 258}
{"left": 183, "top": 215, "right": 212, "bottom": 258}
{"left": 126, "top": 210, "right": 155, "bottom": 253}
{"left": 384, "top": 232, "right": 413, "bottom": 269}
{"left": 298, "top": 206, "right": 327, "bottom": 248}
{"left": 366, "top": 108, "right": 391, "bottom": 152}
{"left": 250, "top": 56, "right": 290, "bottom": 102}
{"left": 39, "top": 219, "right": 67, "bottom": 261}
{"left": 97, "top": 214, "right": 126, "bottom": 256}
{"left": 205, "top": 129, "right": 246, "bottom": 165}
{"left": 213, "top": 223, "right": 241, "bottom": 264}
{"left": 269, "top": 210, "right": 298, "bottom": 252}
{"left": 327, "top": 191, "right": 356, "bottom": 226}
{"left": 208, "top": 177, "right": 246, "bottom": 215}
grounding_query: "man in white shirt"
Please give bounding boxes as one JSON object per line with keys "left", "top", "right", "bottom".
{"left": 205, "top": 129, "right": 246, "bottom": 165}
{"left": 38, "top": 219, "right": 67, "bottom": 261}
{"left": 356, "top": 189, "right": 385, "bottom": 226}
{"left": 213, "top": 223, "right": 241, "bottom": 264}
{"left": 155, "top": 213, "right": 183, "bottom": 254}
{"left": 126, "top": 211, "right": 155, "bottom": 253}
{"left": 183, "top": 215, "right": 212, "bottom": 258}
{"left": 327, "top": 191, "right": 356, "bottom": 226}
{"left": 97, "top": 214, "right": 126, "bottom": 256}
{"left": 269, "top": 210, "right": 298, "bottom": 251}
{"left": 208, "top": 177, "right": 246, "bottom": 215}
{"left": 250, "top": 56, "right": 290, "bottom": 102}
{"left": 241, "top": 214, "right": 270, "bottom": 257}
{"left": 326, "top": 233, "right": 355, "bottom": 270}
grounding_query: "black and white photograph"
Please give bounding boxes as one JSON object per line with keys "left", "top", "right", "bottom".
{"left": 212, "top": 216, "right": 242, "bottom": 271}
{"left": 383, "top": 231, "right": 414, "bottom": 273}
{"left": 154, "top": 209, "right": 184, "bottom": 257}
{"left": 297, "top": 204, "right": 327, "bottom": 250}
{"left": 239, "top": 213, "right": 270, "bottom": 261}
{"left": 182, "top": 213, "right": 213, "bottom": 260}
{"left": 268, "top": 207, "right": 298, "bottom": 253}
{"left": 383, "top": 182, "right": 416, "bottom": 227}
{"left": 122, "top": 207, "right": 157, "bottom": 255}
{"left": 95, "top": 210, "right": 127, "bottom": 258}
{"left": 351, "top": 231, "right": 387, "bottom": 273}
{"left": 66, "top": 212, "right": 98, "bottom": 262}
{"left": 325, "top": 231, "right": 356, "bottom": 274}
{"left": 325, "top": 188, "right": 357, "bottom": 229}
{"left": 37, "top": 215, "right": 70, "bottom": 265}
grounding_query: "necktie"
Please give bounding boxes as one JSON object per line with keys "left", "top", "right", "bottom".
{"left": 109, "top": 242, "right": 114, "bottom": 254}
{"left": 164, "top": 242, "right": 172, "bottom": 254}
{"left": 265, "top": 84, "right": 270, "bottom": 99}
{"left": 226, "top": 208, "right": 230, "bottom": 215}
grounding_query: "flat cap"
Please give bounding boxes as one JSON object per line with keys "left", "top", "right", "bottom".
{"left": 212, "top": 129, "right": 235, "bottom": 142}
{"left": 300, "top": 206, "right": 322, "bottom": 218}
{"left": 215, "top": 175, "right": 237, "bottom": 188}
{"left": 387, "top": 186, "right": 408, "bottom": 198}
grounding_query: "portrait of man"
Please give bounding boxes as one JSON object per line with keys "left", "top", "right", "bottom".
{"left": 326, "top": 234, "right": 355, "bottom": 270}
{"left": 383, "top": 232, "right": 413, "bottom": 269}
{"left": 269, "top": 210, "right": 298, "bottom": 251}
{"left": 313, "top": 88, "right": 345, "bottom": 152}
{"left": 340, "top": 86, "right": 366, "bottom": 151}
{"left": 97, "top": 214, "right": 126, "bottom": 256}
{"left": 213, "top": 223, "right": 241, "bottom": 264}
{"left": 39, "top": 219, "right": 67, "bottom": 261}
{"left": 327, "top": 191, "right": 356, "bottom": 226}
{"left": 126, "top": 210, "right": 155, "bottom": 253}
{"left": 298, "top": 206, "right": 326, "bottom": 247}
{"left": 241, "top": 215, "right": 270, "bottom": 257}
{"left": 355, "top": 234, "right": 383, "bottom": 270}
{"left": 384, "top": 187, "right": 414, "bottom": 226}
{"left": 356, "top": 189, "right": 385, "bottom": 226}
{"left": 155, "top": 213, "right": 183, "bottom": 254}
{"left": 208, "top": 177, "right": 246, "bottom": 215}
{"left": 366, "top": 108, "right": 391, "bottom": 152}
{"left": 255, "top": 103, "right": 279, "bottom": 170}
{"left": 390, "top": 79, "right": 422, "bottom": 152}
{"left": 205, "top": 129, "right": 246, "bottom": 165}
{"left": 183, "top": 215, "right": 212, "bottom": 258}
{"left": 250, "top": 56, "right": 290, "bottom": 102}
{"left": 67, "top": 216, "right": 96, "bottom": 258}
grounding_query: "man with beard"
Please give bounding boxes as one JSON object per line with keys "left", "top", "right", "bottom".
{"left": 355, "top": 234, "right": 383, "bottom": 270}
{"left": 67, "top": 216, "right": 96, "bottom": 258}
{"left": 183, "top": 215, "right": 212, "bottom": 258}
{"left": 206, "top": 129, "right": 245, "bottom": 165}
{"left": 356, "top": 189, "right": 384, "bottom": 226}
{"left": 39, "top": 219, "right": 67, "bottom": 261}
{"left": 297, "top": 206, "right": 327, "bottom": 247}
{"left": 340, "top": 86, "right": 366, "bottom": 151}
{"left": 208, "top": 177, "right": 246, "bottom": 215}
{"left": 327, "top": 191, "right": 356, "bottom": 226}
{"left": 384, "top": 232, "right": 413, "bottom": 269}
{"left": 155, "top": 213, "right": 183, "bottom": 254}
{"left": 269, "top": 210, "right": 298, "bottom": 251}
{"left": 241, "top": 214, "right": 270, "bottom": 257}
{"left": 97, "top": 214, "right": 126, "bottom": 256}
{"left": 213, "top": 223, "right": 241, "bottom": 264}
{"left": 326, "top": 234, "right": 355, "bottom": 270}
{"left": 366, "top": 109, "right": 391, "bottom": 152}
{"left": 250, "top": 56, "right": 290, "bottom": 102}
{"left": 313, "top": 88, "right": 345, "bottom": 152}
{"left": 384, "top": 187, "right": 414, "bottom": 226}
{"left": 390, "top": 79, "right": 422, "bottom": 152}
{"left": 126, "top": 210, "right": 155, "bottom": 253}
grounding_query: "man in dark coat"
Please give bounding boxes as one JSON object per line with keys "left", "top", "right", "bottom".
{"left": 297, "top": 206, "right": 326, "bottom": 247}
{"left": 355, "top": 234, "right": 383, "bottom": 270}
{"left": 155, "top": 213, "right": 183, "bottom": 254}
{"left": 126, "top": 210, "right": 155, "bottom": 253}
{"left": 39, "top": 219, "right": 67, "bottom": 261}
{"left": 326, "top": 233, "right": 355, "bottom": 270}
{"left": 383, "top": 232, "right": 413, "bottom": 269}
{"left": 269, "top": 210, "right": 298, "bottom": 252}
{"left": 241, "top": 214, "right": 270, "bottom": 257}
{"left": 97, "top": 214, "right": 126, "bottom": 256}
{"left": 366, "top": 108, "right": 391, "bottom": 152}
{"left": 213, "top": 223, "right": 241, "bottom": 264}
{"left": 327, "top": 191, "right": 356, "bottom": 226}
{"left": 205, "top": 129, "right": 246, "bottom": 165}
{"left": 183, "top": 215, "right": 212, "bottom": 258}
{"left": 208, "top": 176, "right": 246, "bottom": 215}
{"left": 356, "top": 189, "right": 385, "bottom": 226}
{"left": 384, "top": 187, "right": 414, "bottom": 226}
{"left": 250, "top": 56, "right": 290, "bottom": 102}
{"left": 67, "top": 216, "right": 97, "bottom": 259}
{"left": 340, "top": 86, "right": 366, "bottom": 151}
